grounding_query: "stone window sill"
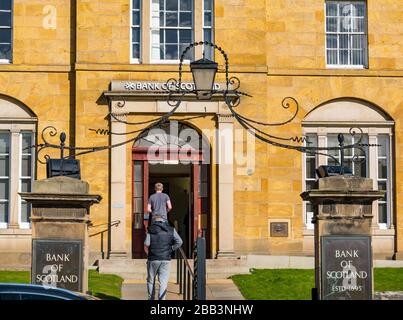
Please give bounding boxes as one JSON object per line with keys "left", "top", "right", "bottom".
{"left": 0, "top": 228, "right": 32, "bottom": 236}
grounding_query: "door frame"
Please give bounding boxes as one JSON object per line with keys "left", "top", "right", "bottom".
{"left": 131, "top": 146, "right": 209, "bottom": 258}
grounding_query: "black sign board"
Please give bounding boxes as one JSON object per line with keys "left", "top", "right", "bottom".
{"left": 32, "top": 240, "right": 83, "bottom": 292}
{"left": 321, "top": 236, "right": 372, "bottom": 300}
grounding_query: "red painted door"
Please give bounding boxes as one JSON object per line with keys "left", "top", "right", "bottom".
{"left": 192, "top": 163, "right": 202, "bottom": 243}
{"left": 131, "top": 160, "right": 148, "bottom": 258}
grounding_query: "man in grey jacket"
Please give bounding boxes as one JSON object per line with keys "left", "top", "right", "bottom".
{"left": 144, "top": 215, "right": 183, "bottom": 300}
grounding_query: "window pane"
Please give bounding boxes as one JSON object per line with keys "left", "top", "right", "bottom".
{"left": 0, "top": 0, "right": 12, "bottom": 11}
{"left": 22, "top": 133, "right": 32, "bottom": 154}
{"left": 132, "top": 44, "right": 140, "bottom": 59}
{"left": 0, "top": 202, "right": 8, "bottom": 223}
{"left": 133, "top": 198, "right": 143, "bottom": 213}
{"left": 339, "top": 34, "right": 349, "bottom": 49}
{"left": 0, "top": 44, "right": 11, "bottom": 61}
{"left": 339, "top": 49, "right": 349, "bottom": 64}
{"left": 378, "top": 159, "right": 387, "bottom": 179}
{"left": 134, "top": 213, "right": 143, "bottom": 229}
{"left": 166, "top": 12, "right": 178, "bottom": 27}
{"left": 181, "top": 0, "right": 192, "bottom": 11}
{"left": 22, "top": 155, "right": 32, "bottom": 177}
{"left": 21, "top": 178, "right": 31, "bottom": 193}
{"left": 351, "top": 50, "right": 362, "bottom": 65}
{"left": 166, "top": 0, "right": 178, "bottom": 11}
{"left": 327, "top": 49, "right": 337, "bottom": 65}
{"left": 378, "top": 135, "right": 388, "bottom": 157}
{"left": 204, "top": 28, "right": 211, "bottom": 42}
{"left": 352, "top": 17, "right": 364, "bottom": 32}
{"left": 0, "top": 29, "right": 11, "bottom": 43}
{"left": 0, "top": 133, "right": 9, "bottom": 153}
{"left": 179, "top": 44, "right": 193, "bottom": 60}
{"left": 166, "top": 29, "right": 177, "bottom": 43}
{"left": 165, "top": 44, "right": 178, "bottom": 59}
{"left": 179, "top": 29, "right": 191, "bottom": 43}
{"left": 180, "top": 12, "right": 192, "bottom": 27}
{"left": 21, "top": 202, "right": 31, "bottom": 223}
{"left": 199, "top": 182, "right": 208, "bottom": 197}
{"left": 306, "top": 180, "right": 316, "bottom": 191}
{"left": 344, "top": 159, "right": 353, "bottom": 172}
{"left": 0, "top": 12, "right": 11, "bottom": 26}
{"left": 378, "top": 180, "right": 387, "bottom": 192}
{"left": 326, "top": 3, "right": 337, "bottom": 16}
{"left": 0, "top": 179, "right": 8, "bottom": 199}
{"left": 132, "top": 0, "right": 140, "bottom": 10}
{"left": 378, "top": 203, "right": 387, "bottom": 224}
{"left": 132, "top": 11, "right": 140, "bottom": 26}
{"left": 326, "top": 17, "right": 337, "bottom": 32}
{"left": 306, "top": 158, "right": 316, "bottom": 179}
{"left": 353, "top": 160, "right": 367, "bottom": 178}
{"left": 133, "top": 182, "right": 143, "bottom": 197}
{"left": 132, "top": 27, "right": 140, "bottom": 42}
{"left": 355, "top": 3, "right": 365, "bottom": 17}
{"left": 0, "top": 156, "right": 9, "bottom": 177}
{"left": 134, "top": 161, "right": 143, "bottom": 181}
{"left": 204, "top": 0, "right": 212, "bottom": 11}
{"left": 327, "top": 134, "right": 339, "bottom": 157}
{"left": 204, "top": 12, "right": 212, "bottom": 27}
{"left": 326, "top": 34, "right": 337, "bottom": 49}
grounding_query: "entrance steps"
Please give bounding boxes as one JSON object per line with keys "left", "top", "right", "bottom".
{"left": 98, "top": 258, "right": 250, "bottom": 280}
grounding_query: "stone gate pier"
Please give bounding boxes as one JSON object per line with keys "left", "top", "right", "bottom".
{"left": 301, "top": 175, "right": 384, "bottom": 300}
{"left": 20, "top": 176, "right": 101, "bottom": 293}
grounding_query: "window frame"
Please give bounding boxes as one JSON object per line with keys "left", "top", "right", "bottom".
{"left": 19, "top": 131, "right": 34, "bottom": 229}
{"left": 0, "top": 126, "right": 35, "bottom": 230}
{"left": 130, "top": 0, "right": 142, "bottom": 64}
{"left": 202, "top": 0, "right": 214, "bottom": 60}
{"left": 324, "top": 1, "right": 368, "bottom": 69}
{"left": 0, "top": 0, "right": 13, "bottom": 64}
{"left": 149, "top": 0, "right": 195, "bottom": 64}
{"left": 302, "top": 126, "right": 394, "bottom": 231}
{"left": 303, "top": 134, "right": 318, "bottom": 230}
{"left": 0, "top": 132, "right": 10, "bottom": 228}
{"left": 376, "top": 134, "right": 391, "bottom": 229}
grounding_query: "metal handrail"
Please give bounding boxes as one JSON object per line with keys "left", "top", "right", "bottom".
{"left": 175, "top": 237, "right": 206, "bottom": 300}
{"left": 89, "top": 220, "right": 120, "bottom": 259}
{"left": 89, "top": 220, "right": 121, "bottom": 230}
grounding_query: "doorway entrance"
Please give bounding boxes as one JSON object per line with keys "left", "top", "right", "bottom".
{"left": 131, "top": 122, "right": 211, "bottom": 259}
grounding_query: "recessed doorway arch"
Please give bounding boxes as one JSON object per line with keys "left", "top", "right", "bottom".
{"left": 131, "top": 121, "right": 211, "bottom": 258}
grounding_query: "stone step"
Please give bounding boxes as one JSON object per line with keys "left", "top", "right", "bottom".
{"left": 98, "top": 258, "right": 250, "bottom": 280}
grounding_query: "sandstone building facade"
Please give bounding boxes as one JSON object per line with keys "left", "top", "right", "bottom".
{"left": 0, "top": 0, "right": 402, "bottom": 268}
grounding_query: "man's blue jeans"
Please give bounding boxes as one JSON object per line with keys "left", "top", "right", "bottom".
{"left": 147, "top": 260, "right": 171, "bottom": 300}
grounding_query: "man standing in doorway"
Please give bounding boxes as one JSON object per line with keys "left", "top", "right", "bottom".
{"left": 148, "top": 182, "right": 172, "bottom": 222}
{"left": 144, "top": 215, "right": 183, "bottom": 300}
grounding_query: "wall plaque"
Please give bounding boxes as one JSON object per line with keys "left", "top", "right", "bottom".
{"left": 32, "top": 240, "right": 83, "bottom": 292}
{"left": 270, "top": 222, "right": 288, "bottom": 237}
{"left": 321, "top": 236, "right": 372, "bottom": 300}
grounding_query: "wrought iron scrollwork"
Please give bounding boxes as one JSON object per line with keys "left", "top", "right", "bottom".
{"left": 30, "top": 41, "right": 380, "bottom": 176}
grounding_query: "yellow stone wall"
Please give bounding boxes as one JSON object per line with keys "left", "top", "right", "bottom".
{"left": 0, "top": 1, "right": 402, "bottom": 260}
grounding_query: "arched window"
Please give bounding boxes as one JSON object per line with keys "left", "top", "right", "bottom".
{"left": 0, "top": 95, "right": 36, "bottom": 229}
{"left": 302, "top": 99, "right": 394, "bottom": 231}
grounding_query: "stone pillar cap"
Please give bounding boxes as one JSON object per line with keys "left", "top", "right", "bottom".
{"left": 318, "top": 175, "right": 373, "bottom": 191}
{"left": 33, "top": 176, "right": 89, "bottom": 194}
